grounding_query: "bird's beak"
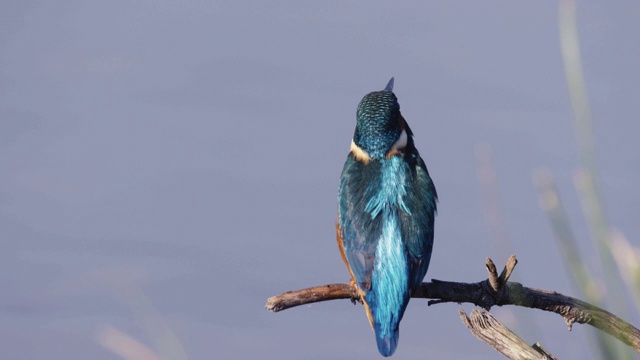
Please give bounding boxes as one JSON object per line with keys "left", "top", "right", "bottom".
{"left": 384, "top": 77, "right": 394, "bottom": 92}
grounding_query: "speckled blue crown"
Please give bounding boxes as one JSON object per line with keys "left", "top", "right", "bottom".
{"left": 353, "top": 90, "right": 401, "bottom": 159}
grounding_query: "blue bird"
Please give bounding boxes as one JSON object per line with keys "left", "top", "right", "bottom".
{"left": 337, "top": 78, "right": 437, "bottom": 356}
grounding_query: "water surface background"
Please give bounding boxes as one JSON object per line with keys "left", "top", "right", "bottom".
{"left": 2, "top": 1, "right": 639, "bottom": 359}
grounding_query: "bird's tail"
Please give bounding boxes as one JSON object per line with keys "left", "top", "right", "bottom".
{"left": 374, "top": 326, "right": 399, "bottom": 357}
{"left": 364, "top": 290, "right": 408, "bottom": 357}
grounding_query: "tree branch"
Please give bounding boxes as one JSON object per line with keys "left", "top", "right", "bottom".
{"left": 460, "top": 309, "right": 557, "bottom": 360}
{"left": 265, "top": 256, "right": 640, "bottom": 353}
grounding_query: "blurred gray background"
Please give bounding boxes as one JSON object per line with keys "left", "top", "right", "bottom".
{"left": 1, "top": 1, "right": 639, "bottom": 359}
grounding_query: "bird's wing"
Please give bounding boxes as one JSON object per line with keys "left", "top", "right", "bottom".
{"left": 338, "top": 156, "right": 383, "bottom": 291}
{"left": 399, "top": 152, "right": 438, "bottom": 291}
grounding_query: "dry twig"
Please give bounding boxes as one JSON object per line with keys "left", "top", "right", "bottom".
{"left": 266, "top": 256, "right": 640, "bottom": 354}
{"left": 460, "top": 309, "right": 557, "bottom": 360}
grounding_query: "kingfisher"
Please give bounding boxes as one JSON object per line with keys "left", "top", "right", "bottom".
{"left": 337, "top": 78, "right": 437, "bottom": 356}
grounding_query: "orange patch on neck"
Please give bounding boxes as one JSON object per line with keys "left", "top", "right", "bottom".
{"left": 350, "top": 140, "right": 372, "bottom": 164}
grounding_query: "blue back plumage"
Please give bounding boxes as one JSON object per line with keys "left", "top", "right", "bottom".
{"left": 338, "top": 78, "right": 437, "bottom": 356}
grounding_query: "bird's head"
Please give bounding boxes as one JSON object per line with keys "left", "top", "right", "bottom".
{"left": 351, "top": 78, "right": 407, "bottom": 162}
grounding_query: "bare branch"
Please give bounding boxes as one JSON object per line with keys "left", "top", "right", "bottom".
{"left": 486, "top": 258, "right": 501, "bottom": 292}
{"left": 265, "top": 284, "right": 355, "bottom": 312}
{"left": 460, "top": 309, "right": 556, "bottom": 360}
{"left": 532, "top": 342, "right": 557, "bottom": 360}
{"left": 499, "top": 255, "right": 518, "bottom": 285}
{"left": 265, "top": 256, "right": 640, "bottom": 353}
